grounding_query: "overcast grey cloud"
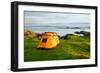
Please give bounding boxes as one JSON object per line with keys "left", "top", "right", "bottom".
{"left": 24, "top": 11, "right": 91, "bottom": 27}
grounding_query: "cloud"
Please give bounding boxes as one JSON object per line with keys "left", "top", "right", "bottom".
{"left": 24, "top": 11, "right": 91, "bottom": 26}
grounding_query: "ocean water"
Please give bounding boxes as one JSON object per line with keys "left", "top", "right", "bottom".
{"left": 25, "top": 24, "right": 90, "bottom": 37}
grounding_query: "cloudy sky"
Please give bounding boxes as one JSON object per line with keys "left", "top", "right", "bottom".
{"left": 24, "top": 11, "right": 91, "bottom": 27}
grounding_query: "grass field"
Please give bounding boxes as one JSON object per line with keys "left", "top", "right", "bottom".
{"left": 24, "top": 33, "right": 90, "bottom": 62}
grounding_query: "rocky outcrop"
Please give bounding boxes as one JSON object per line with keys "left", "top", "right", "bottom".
{"left": 24, "top": 30, "right": 38, "bottom": 39}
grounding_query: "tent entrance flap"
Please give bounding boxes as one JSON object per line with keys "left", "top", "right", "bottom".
{"left": 42, "top": 38, "right": 47, "bottom": 43}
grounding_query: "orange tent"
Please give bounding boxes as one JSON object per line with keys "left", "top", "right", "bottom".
{"left": 37, "top": 32, "right": 59, "bottom": 49}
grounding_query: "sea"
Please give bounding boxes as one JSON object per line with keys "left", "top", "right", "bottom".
{"left": 25, "top": 24, "right": 90, "bottom": 37}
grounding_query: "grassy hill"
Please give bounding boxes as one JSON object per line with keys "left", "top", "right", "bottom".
{"left": 24, "top": 31, "right": 90, "bottom": 62}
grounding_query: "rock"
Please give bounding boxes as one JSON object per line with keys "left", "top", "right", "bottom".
{"left": 24, "top": 30, "right": 38, "bottom": 39}
{"left": 75, "top": 31, "right": 90, "bottom": 37}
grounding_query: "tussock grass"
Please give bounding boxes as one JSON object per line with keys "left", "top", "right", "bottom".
{"left": 24, "top": 34, "right": 90, "bottom": 62}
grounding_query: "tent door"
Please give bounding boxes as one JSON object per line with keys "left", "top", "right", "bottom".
{"left": 41, "top": 38, "right": 47, "bottom": 48}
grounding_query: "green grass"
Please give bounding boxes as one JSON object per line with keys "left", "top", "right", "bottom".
{"left": 24, "top": 35, "right": 90, "bottom": 62}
